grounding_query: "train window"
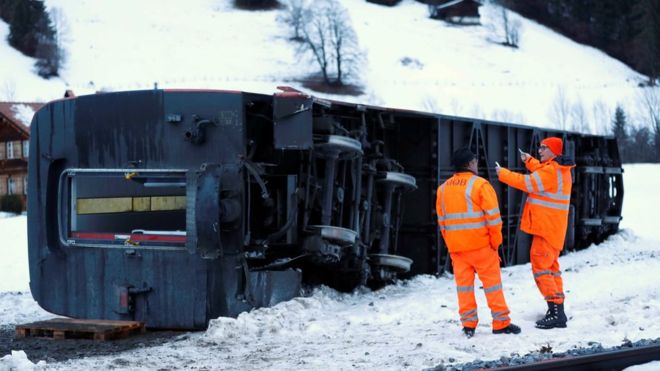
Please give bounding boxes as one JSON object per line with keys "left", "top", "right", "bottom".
{"left": 58, "top": 169, "right": 187, "bottom": 249}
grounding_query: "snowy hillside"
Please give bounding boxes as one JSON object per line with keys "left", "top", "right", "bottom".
{"left": 0, "top": 0, "right": 656, "bottom": 131}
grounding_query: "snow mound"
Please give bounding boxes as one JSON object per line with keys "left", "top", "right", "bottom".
{"left": 0, "top": 350, "right": 46, "bottom": 370}
{"left": 205, "top": 286, "right": 351, "bottom": 341}
{"left": 0, "top": 292, "right": 53, "bottom": 325}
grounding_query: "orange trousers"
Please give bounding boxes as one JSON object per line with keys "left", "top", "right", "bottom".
{"left": 450, "top": 247, "right": 511, "bottom": 331}
{"left": 531, "top": 236, "right": 565, "bottom": 304}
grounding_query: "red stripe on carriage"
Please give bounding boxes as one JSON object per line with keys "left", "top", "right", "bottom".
{"left": 71, "top": 232, "right": 186, "bottom": 243}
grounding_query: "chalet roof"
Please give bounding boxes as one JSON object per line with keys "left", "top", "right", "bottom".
{"left": 0, "top": 101, "right": 44, "bottom": 135}
{"left": 434, "top": 0, "right": 481, "bottom": 10}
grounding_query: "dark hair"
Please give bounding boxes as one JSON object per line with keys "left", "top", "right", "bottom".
{"left": 451, "top": 148, "right": 476, "bottom": 171}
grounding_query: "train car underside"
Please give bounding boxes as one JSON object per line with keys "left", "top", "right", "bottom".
{"left": 27, "top": 89, "right": 623, "bottom": 329}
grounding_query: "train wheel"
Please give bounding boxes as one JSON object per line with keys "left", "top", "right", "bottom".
{"left": 367, "top": 253, "right": 413, "bottom": 288}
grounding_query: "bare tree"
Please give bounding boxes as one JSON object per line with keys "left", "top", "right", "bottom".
{"left": 470, "top": 104, "right": 485, "bottom": 119}
{"left": 327, "top": 1, "right": 358, "bottom": 85}
{"left": 591, "top": 100, "right": 612, "bottom": 135}
{"left": 299, "top": 0, "right": 360, "bottom": 86}
{"left": 570, "top": 97, "right": 590, "bottom": 133}
{"left": 638, "top": 88, "right": 660, "bottom": 127}
{"left": 449, "top": 98, "right": 463, "bottom": 116}
{"left": 1, "top": 79, "right": 16, "bottom": 101}
{"left": 636, "top": 88, "right": 660, "bottom": 160}
{"left": 301, "top": 9, "right": 330, "bottom": 84}
{"left": 548, "top": 86, "right": 570, "bottom": 130}
{"left": 491, "top": 109, "right": 522, "bottom": 124}
{"left": 279, "top": 0, "right": 309, "bottom": 41}
{"left": 422, "top": 95, "right": 441, "bottom": 114}
{"left": 495, "top": 3, "right": 522, "bottom": 48}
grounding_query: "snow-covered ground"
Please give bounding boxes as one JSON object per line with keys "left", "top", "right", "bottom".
{"left": 0, "top": 0, "right": 657, "bottom": 131}
{"left": 0, "top": 215, "right": 29, "bottom": 293}
{"left": 0, "top": 164, "right": 658, "bottom": 370}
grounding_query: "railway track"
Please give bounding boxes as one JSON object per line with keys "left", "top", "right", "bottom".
{"left": 430, "top": 338, "right": 660, "bottom": 371}
{"left": 492, "top": 342, "right": 660, "bottom": 370}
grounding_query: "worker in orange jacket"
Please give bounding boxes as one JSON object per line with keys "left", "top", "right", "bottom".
{"left": 436, "top": 148, "right": 521, "bottom": 338}
{"left": 496, "top": 137, "right": 575, "bottom": 329}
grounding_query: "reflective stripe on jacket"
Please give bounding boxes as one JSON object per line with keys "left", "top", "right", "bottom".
{"left": 436, "top": 172, "right": 503, "bottom": 252}
{"left": 498, "top": 157, "right": 574, "bottom": 250}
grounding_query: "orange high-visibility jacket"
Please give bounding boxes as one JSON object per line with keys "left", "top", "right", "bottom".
{"left": 498, "top": 156, "right": 574, "bottom": 250}
{"left": 436, "top": 172, "right": 503, "bottom": 252}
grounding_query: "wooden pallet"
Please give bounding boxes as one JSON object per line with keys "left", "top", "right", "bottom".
{"left": 15, "top": 318, "right": 145, "bottom": 341}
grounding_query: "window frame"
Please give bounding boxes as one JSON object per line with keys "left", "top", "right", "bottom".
{"left": 7, "top": 176, "right": 15, "bottom": 195}
{"left": 22, "top": 140, "right": 29, "bottom": 158}
{"left": 58, "top": 168, "right": 189, "bottom": 251}
{"left": 6, "top": 142, "right": 14, "bottom": 160}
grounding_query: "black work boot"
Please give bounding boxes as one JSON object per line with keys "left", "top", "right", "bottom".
{"left": 492, "top": 323, "right": 521, "bottom": 334}
{"left": 535, "top": 302, "right": 567, "bottom": 329}
{"left": 462, "top": 327, "right": 475, "bottom": 338}
{"left": 543, "top": 301, "right": 552, "bottom": 316}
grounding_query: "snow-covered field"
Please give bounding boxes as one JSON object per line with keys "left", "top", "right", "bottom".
{"left": 0, "top": 165, "right": 658, "bottom": 370}
{"left": 1, "top": 0, "right": 657, "bottom": 131}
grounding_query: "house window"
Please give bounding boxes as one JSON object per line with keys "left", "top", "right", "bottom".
{"left": 15, "top": 175, "right": 24, "bottom": 195}
{"left": 6, "top": 142, "right": 14, "bottom": 159}
{"left": 8, "top": 177, "right": 15, "bottom": 195}
{"left": 0, "top": 176, "right": 6, "bottom": 195}
{"left": 23, "top": 176, "right": 28, "bottom": 195}
{"left": 23, "top": 141, "right": 29, "bottom": 158}
{"left": 13, "top": 141, "right": 21, "bottom": 159}
{"left": 0, "top": 142, "right": 5, "bottom": 160}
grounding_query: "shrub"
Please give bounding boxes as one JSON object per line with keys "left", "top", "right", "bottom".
{"left": 234, "top": 0, "right": 280, "bottom": 10}
{"left": 1, "top": 194, "right": 23, "bottom": 214}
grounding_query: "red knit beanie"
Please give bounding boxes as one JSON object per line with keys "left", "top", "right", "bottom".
{"left": 541, "top": 137, "right": 563, "bottom": 156}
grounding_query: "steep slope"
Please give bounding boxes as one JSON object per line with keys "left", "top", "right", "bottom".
{"left": 0, "top": 0, "right": 653, "bottom": 130}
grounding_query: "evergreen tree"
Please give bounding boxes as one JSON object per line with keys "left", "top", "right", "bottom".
{"left": 632, "top": 0, "right": 660, "bottom": 85}
{"left": 505, "top": 0, "right": 655, "bottom": 78}
{"left": 612, "top": 105, "right": 629, "bottom": 162}
{"left": 8, "top": 0, "right": 45, "bottom": 55}
{"left": 629, "top": 126, "right": 655, "bottom": 162}
{"left": 34, "top": 7, "right": 60, "bottom": 78}
{"left": 612, "top": 106, "right": 628, "bottom": 139}
{"left": 8, "top": 0, "right": 60, "bottom": 77}
{"left": 0, "top": 0, "right": 20, "bottom": 23}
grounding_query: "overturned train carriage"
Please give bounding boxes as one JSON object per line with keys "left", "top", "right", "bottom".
{"left": 27, "top": 89, "right": 623, "bottom": 329}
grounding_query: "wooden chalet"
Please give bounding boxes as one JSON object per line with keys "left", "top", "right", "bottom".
{"left": 366, "top": 0, "right": 401, "bottom": 6}
{"left": 0, "top": 101, "right": 43, "bottom": 210}
{"left": 427, "top": 0, "right": 481, "bottom": 24}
